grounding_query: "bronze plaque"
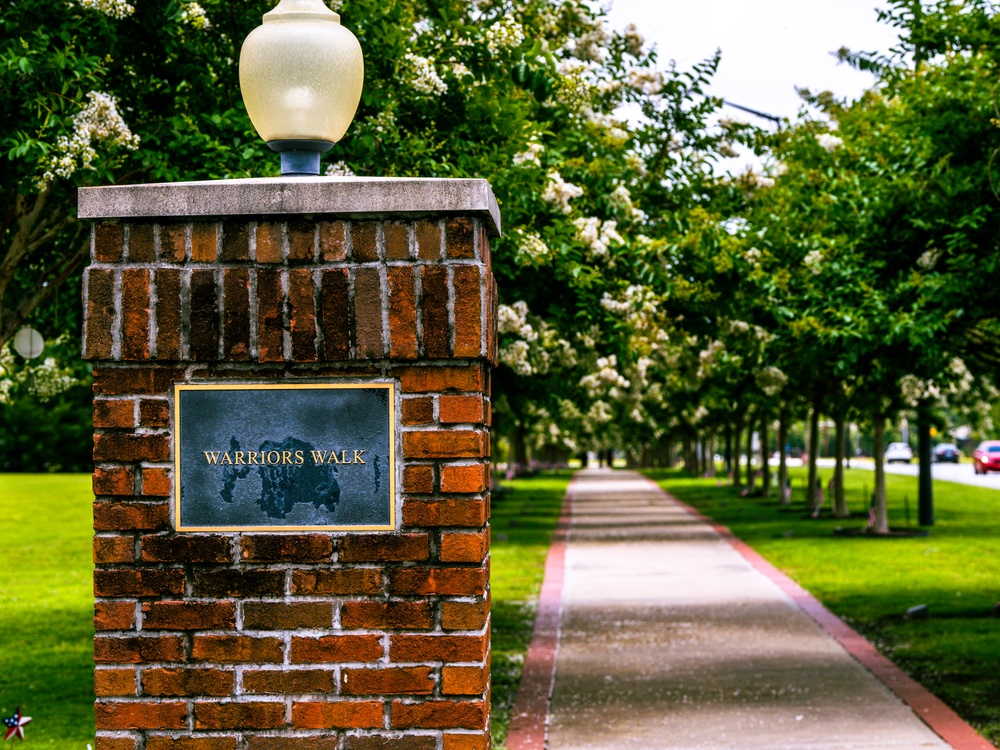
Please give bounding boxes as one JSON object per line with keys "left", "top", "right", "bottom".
{"left": 174, "top": 383, "right": 396, "bottom": 531}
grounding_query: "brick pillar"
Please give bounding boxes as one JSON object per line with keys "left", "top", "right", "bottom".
{"left": 80, "top": 179, "right": 499, "bottom": 750}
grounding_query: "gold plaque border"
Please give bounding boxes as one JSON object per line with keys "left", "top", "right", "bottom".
{"left": 173, "top": 382, "right": 398, "bottom": 532}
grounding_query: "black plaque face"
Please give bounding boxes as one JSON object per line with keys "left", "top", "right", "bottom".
{"left": 174, "top": 383, "right": 397, "bottom": 531}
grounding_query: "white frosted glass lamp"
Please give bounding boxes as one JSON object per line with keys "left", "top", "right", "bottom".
{"left": 13, "top": 327, "right": 44, "bottom": 360}
{"left": 239, "top": 0, "right": 364, "bottom": 176}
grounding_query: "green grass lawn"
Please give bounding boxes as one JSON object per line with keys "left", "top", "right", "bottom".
{"left": 0, "top": 471, "right": 571, "bottom": 750}
{"left": 648, "top": 466, "right": 1000, "bottom": 746}
{"left": 0, "top": 474, "right": 95, "bottom": 749}
{"left": 489, "top": 472, "right": 571, "bottom": 748}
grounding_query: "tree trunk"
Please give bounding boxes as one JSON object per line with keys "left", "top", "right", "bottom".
{"left": 918, "top": 403, "right": 934, "bottom": 526}
{"left": 873, "top": 414, "right": 889, "bottom": 534}
{"left": 705, "top": 433, "right": 717, "bottom": 477}
{"left": 745, "top": 413, "right": 756, "bottom": 493}
{"left": 778, "top": 403, "right": 790, "bottom": 504}
{"left": 760, "top": 411, "right": 771, "bottom": 497}
{"left": 724, "top": 424, "right": 733, "bottom": 477}
{"left": 834, "top": 411, "right": 848, "bottom": 518}
{"left": 807, "top": 403, "right": 820, "bottom": 511}
{"left": 732, "top": 419, "right": 743, "bottom": 488}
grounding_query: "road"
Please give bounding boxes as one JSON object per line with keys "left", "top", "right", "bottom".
{"left": 813, "top": 457, "right": 1000, "bottom": 489}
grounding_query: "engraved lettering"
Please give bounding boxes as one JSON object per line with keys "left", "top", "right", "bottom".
{"left": 311, "top": 450, "right": 328, "bottom": 464}
{"left": 220, "top": 453, "right": 234, "bottom": 465}
{"left": 248, "top": 451, "right": 259, "bottom": 465}
{"left": 282, "top": 450, "right": 292, "bottom": 464}
{"left": 267, "top": 450, "right": 281, "bottom": 464}
{"left": 204, "top": 451, "right": 221, "bottom": 465}
{"left": 328, "top": 450, "right": 341, "bottom": 464}
{"left": 341, "top": 450, "right": 351, "bottom": 464}
{"left": 353, "top": 449, "right": 366, "bottom": 464}
{"left": 294, "top": 450, "right": 305, "bottom": 465}
{"left": 235, "top": 452, "right": 246, "bottom": 465}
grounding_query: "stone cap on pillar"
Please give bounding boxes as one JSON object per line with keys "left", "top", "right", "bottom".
{"left": 79, "top": 176, "right": 501, "bottom": 237}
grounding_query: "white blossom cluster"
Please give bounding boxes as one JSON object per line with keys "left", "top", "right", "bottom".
{"left": 697, "top": 340, "right": 725, "bottom": 378}
{"left": 501, "top": 340, "right": 534, "bottom": 375}
{"left": 542, "top": 171, "right": 583, "bottom": 213}
{"left": 514, "top": 230, "right": 551, "bottom": 265}
{"left": 78, "top": 0, "right": 134, "bottom": 18}
{"left": 512, "top": 140, "right": 544, "bottom": 167}
{"left": 816, "top": 133, "right": 844, "bottom": 151}
{"left": 404, "top": 53, "right": 448, "bottom": 96}
{"left": 572, "top": 24, "right": 610, "bottom": 62}
{"left": 573, "top": 217, "right": 623, "bottom": 258}
{"left": 579, "top": 354, "right": 630, "bottom": 396}
{"left": 587, "top": 110, "right": 629, "bottom": 143}
{"left": 180, "top": 2, "right": 211, "bottom": 29}
{"left": 627, "top": 69, "right": 662, "bottom": 96}
{"left": 324, "top": 161, "right": 355, "bottom": 177}
{"left": 39, "top": 91, "right": 140, "bottom": 188}
{"left": 554, "top": 59, "right": 596, "bottom": 110}
{"left": 803, "top": 249, "right": 823, "bottom": 274}
{"left": 498, "top": 301, "right": 537, "bottom": 340}
{"left": 608, "top": 184, "right": 646, "bottom": 223}
{"left": 622, "top": 24, "right": 644, "bottom": 56}
{"left": 0, "top": 345, "right": 14, "bottom": 405}
{"left": 755, "top": 366, "right": 787, "bottom": 396}
{"left": 917, "top": 248, "right": 941, "bottom": 270}
{"left": 0, "top": 338, "right": 80, "bottom": 404}
{"left": 485, "top": 14, "right": 525, "bottom": 54}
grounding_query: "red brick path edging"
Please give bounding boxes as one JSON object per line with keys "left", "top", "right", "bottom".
{"left": 504, "top": 479, "right": 576, "bottom": 750}
{"left": 658, "top": 479, "right": 994, "bottom": 750}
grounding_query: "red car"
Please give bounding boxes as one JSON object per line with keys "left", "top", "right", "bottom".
{"left": 972, "top": 441, "right": 1000, "bottom": 474}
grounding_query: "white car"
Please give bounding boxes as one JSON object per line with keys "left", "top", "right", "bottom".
{"left": 885, "top": 442, "right": 913, "bottom": 464}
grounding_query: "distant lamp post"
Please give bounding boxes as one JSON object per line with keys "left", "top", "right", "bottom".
{"left": 13, "top": 327, "right": 44, "bottom": 360}
{"left": 239, "top": 0, "right": 364, "bottom": 176}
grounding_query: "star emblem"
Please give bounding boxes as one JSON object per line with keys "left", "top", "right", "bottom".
{"left": 3, "top": 708, "right": 31, "bottom": 741}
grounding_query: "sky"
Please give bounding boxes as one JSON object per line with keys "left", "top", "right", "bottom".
{"left": 603, "top": 0, "right": 904, "bottom": 169}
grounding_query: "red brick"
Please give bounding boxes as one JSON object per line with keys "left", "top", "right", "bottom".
{"left": 439, "top": 464, "right": 488, "bottom": 494}
{"left": 388, "top": 266, "right": 418, "bottom": 359}
{"left": 127, "top": 223, "right": 155, "bottom": 262}
{"left": 389, "top": 568, "right": 486, "bottom": 597}
{"left": 223, "top": 267, "right": 251, "bottom": 361}
{"left": 94, "top": 399, "right": 135, "bottom": 429}
{"left": 243, "top": 602, "right": 333, "bottom": 630}
{"left": 141, "top": 534, "right": 231, "bottom": 563}
{"left": 143, "top": 667, "right": 234, "bottom": 697}
{"left": 94, "top": 222, "right": 123, "bottom": 262}
{"left": 95, "top": 500, "right": 170, "bottom": 531}
{"left": 289, "top": 268, "right": 318, "bottom": 361}
{"left": 195, "top": 701, "right": 286, "bottom": 730}
{"left": 94, "top": 536, "right": 135, "bottom": 564}
{"left": 440, "top": 530, "right": 489, "bottom": 563}
{"left": 93, "top": 366, "right": 186, "bottom": 396}
{"left": 138, "top": 399, "right": 170, "bottom": 427}
{"left": 94, "top": 433, "right": 170, "bottom": 463}
{"left": 241, "top": 534, "right": 332, "bottom": 562}
{"left": 192, "top": 222, "right": 219, "bottom": 262}
{"left": 121, "top": 268, "right": 150, "bottom": 360}
{"left": 221, "top": 221, "right": 248, "bottom": 261}
{"left": 352, "top": 221, "right": 378, "bottom": 262}
{"left": 141, "top": 600, "right": 235, "bottom": 630}
{"left": 257, "top": 269, "right": 284, "bottom": 362}
{"left": 397, "top": 366, "right": 483, "bottom": 394}
{"left": 94, "top": 568, "right": 184, "bottom": 598}
{"left": 354, "top": 266, "right": 384, "bottom": 358}
{"left": 341, "top": 667, "right": 433, "bottom": 696}
{"left": 486, "top": 276, "right": 498, "bottom": 365}
{"left": 255, "top": 221, "right": 282, "bottom": 263}
{"left": 93, "top": 466, "right": 135, "bottom": 497}
{"left": 441, "top": 666, "right": 487, "bottom": 695}
{"left": 190, "top": 268, "right": 219, "bottom": 361}
{"left": 402, "top": 431, "right": 487, "bottom": 459}
{"left": 288, "top": 220, "right": 315, "bottom": 262}
{"left": 339, "top": 534, "right": 429, "bottom": 562}
{"left": 192, "top": 569, "right": 285, "bottom": 597}
{"left": 291, "top": 569, "right": 383, "bottom": 596}
{"left": 452, "top": 266, "right": 483, "bottom": 358}
{"left": 402, "top": 465, "right": 434, "bottom": 495}
{"left": 440, "top": 600, "right": 488, "bottom": 631}
{"left": 401, "top": 397, "right": 432, "bottom": 425}
{"left": 345, "top": 738, "right": 435, "bottom": 750}
{"left": 290, "top": 635, "right": 383, "bottom": 664}
{"left": 319, "top": 221, "right": 348, "bottom": 261}
{"left": 403, "top": 499, "right": 488, "bottom": 528}
{"left": 154, "top": 268, "right": 182, "bottom": 359}
{"left": 147, "top": 738, "right": 237, "bottom": 750}
{"left": 291, "top": 701, "right": 383, "bottom": 729}
{"left": 191, "top": 635, "right": 284, "bottom": 664}
{"left": 95, "top": 738, "right": 136, "bottom": 750}
{"left": 95, "top": 600, "right": 136, "bottom": 630}
{"left": 140, "top": 467, "right": 172, "bottom": 497}
{"left": 414, "top": 220, "right": 441, "bottom": 260}
{"left": 390, "top": 700, "right": 485, "bottom": 730}
{"left": 390, "top": 633, "right": 487, "bottom": 663}
{"left": 95, "top": 701, "right": 186, "bottom": 730}
{"left": 95, "top": 668, "right": 137, "bottom": 696}
{"left": 442, "top": 734, "right": 489, "bottom": 750}
{"left": 439, "top": 396, "right": 484, "bottom": 425}
{"left": 319, "top": 268, "right": 351, "bottom": 359}
{"left": 420, "top": 266, "right": 450, "bottom": 358}
{"left": 444, "top": 218, "right": 475, "bottom": 260}
{"left": 479, "top": 225, "right": 492, "bottom": 267}
{"left": 85, "top": 268, "right": 115, "bottom": 359}
{"left": 243, "top": 669, "right": 336, "bottom": 694}
{"left": 341, "top": 601, "right": 432, "bottom": 630}
{"left": 160, "top": 223, "right": 186, "bottom": 262}
{"left": 94, "top": 635, "right": 184, "bottom": 664}
{"left": 384, "top": 221, "right": 410, "bottom": 260}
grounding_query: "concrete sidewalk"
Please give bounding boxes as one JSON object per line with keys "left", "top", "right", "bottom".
{"left": 512, "top": 470, "right": 987, "bottom": 750}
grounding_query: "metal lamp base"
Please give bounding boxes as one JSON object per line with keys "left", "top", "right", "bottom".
{"left": 267, "top": 140, "right": 335, "bottom": 176}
